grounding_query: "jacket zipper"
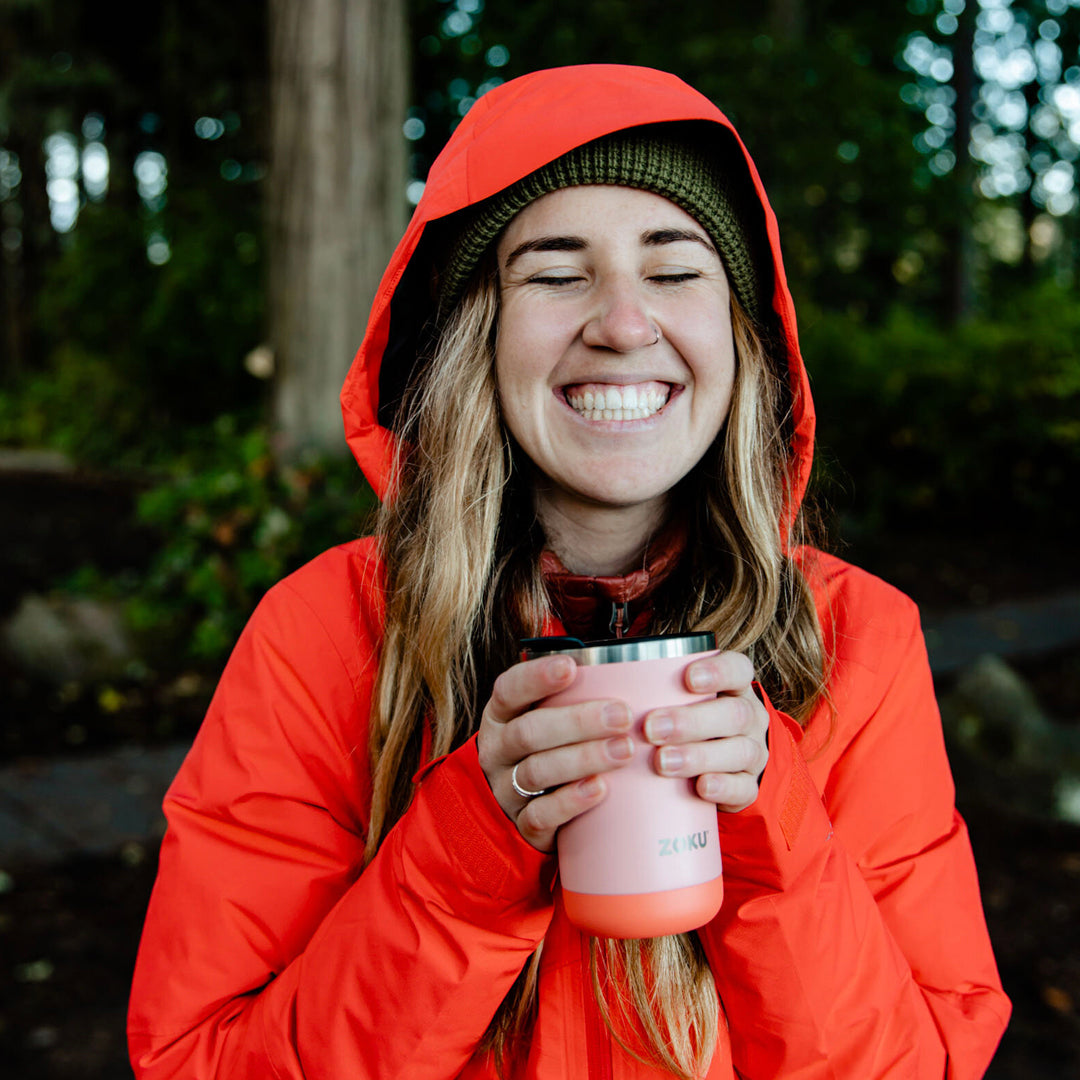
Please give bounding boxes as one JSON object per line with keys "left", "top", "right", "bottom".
{"left": 581, "top": 936, "right": 614, "bottom": 1080}
{"left": 608, "top": 600, "right": 630, "bottom": 638}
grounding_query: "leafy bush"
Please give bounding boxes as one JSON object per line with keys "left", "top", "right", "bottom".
{"left": 123, "top": 416, "right": 376, "bottom": 663}
{"left": 0, "top": 192, "right": 266, "bottom": 469}
{"left": 803, "top": 282, "right": 1080, "bottom": 542}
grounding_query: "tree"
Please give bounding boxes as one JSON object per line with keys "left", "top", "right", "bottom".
{"left": 268, "top": 0, "right": 408, "bottom": 459}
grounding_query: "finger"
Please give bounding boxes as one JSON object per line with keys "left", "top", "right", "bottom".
{"left": 695, "top": 771, "right": 762, "bottom": 814}
{"left": 643, "top": 689, "right": 763, "bottom": 746}
{"left": 501, "top": 698, "right": 633, "bottom": 763}
{"left": 683, "top": 651, "right": 755, "bottom": 695}
{"left": 508, "top": 733, "right": 635, "bottom": 799}
{"left": 652, "top": 732, "right": 768, "bottom": 781}
{"left": 485, "top": 655, "right": 577, "bottom": 724}
{"left": 515, "top": 775, "right": 608, "bottom": 853}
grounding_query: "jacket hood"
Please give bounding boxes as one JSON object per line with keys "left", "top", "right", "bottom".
{"left": 340, "top": 64, "right": 814, "bottom": 517}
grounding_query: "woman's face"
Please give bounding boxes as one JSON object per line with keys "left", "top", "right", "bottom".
{"left": 495, "top": 184, "right": 736, "bottom": 535}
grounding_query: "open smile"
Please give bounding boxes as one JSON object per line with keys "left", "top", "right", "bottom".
{"left": 561, "top": 381, "right": 673, "bottom": 422}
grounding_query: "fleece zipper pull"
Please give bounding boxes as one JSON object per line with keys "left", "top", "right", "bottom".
{"left": 609, "top": 601, "right": 630, "bottom": 639}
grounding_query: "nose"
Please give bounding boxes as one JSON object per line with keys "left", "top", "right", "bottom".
{"left": 581, "top": 278, "right": 658, "bottom": 352}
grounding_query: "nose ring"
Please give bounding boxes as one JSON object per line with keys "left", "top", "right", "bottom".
{"left": 650, "top": 327, "right": 661, "bottom": 346}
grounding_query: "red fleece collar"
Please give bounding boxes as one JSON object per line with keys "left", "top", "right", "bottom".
{"left": 540, "top": 520, "right": 686, "bottom": 640}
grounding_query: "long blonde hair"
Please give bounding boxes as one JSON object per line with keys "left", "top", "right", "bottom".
{"left": 367, "top": 269, "right": 826, "bottom": 1078}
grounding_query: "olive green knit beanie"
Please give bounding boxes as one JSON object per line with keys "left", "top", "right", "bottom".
{"left": 439, "top": 127, "right": 766, "bottom": 323}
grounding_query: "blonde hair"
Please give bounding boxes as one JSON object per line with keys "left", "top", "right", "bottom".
{"left": 367, "top": 270, "right": 826, "bottom": 1078}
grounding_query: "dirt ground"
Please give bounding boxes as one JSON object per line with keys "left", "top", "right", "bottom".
{"left": 1, "top": 798, "right": 1078, "bottom": 1078}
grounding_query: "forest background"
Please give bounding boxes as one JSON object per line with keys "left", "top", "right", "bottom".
{"left": 1, "top": 0, "right": 1080, "bottom": 1077}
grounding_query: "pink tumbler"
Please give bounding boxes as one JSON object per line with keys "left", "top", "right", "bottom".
{"left": 522, "top": 633, "right": 724, "bottom": 939}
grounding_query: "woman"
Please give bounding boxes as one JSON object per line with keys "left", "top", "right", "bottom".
{"left": 128, "top": 65, "right": 1010, "bottom": 1079}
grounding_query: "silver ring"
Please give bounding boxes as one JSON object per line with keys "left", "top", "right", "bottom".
{"left": 511, "top": 762, "right": 548, "bottom": 799}
{"left": 651, "top": 327, "right": 661, "bottom": 345}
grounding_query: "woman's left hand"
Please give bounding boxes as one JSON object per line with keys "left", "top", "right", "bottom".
{"left": 642, "top": 651, "right": 769, "bottom": 813}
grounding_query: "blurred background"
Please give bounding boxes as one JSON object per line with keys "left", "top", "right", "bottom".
{"left": 1, "top": 0, "right": 1079, "bottom": 1076}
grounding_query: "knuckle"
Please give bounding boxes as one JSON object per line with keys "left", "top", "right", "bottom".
{"left": 738, "top": 736, "right": 760, "bottom": 772}
{"left": 516, "top": 802, "right": 548, "bottom": 842}
{"left": 737, "top": 694, "right": 759, "bottom": 733}
{"left": 517, "top": 759, "right": 543, "bottom": 792}
{"left": 512, "top": 712, "right": 540, "bottom": 753}
{"left": 489, "top": 672, "right": 514, "bottom": 715}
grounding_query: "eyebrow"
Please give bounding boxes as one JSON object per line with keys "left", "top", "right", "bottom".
{"left": 502, "top": 227, "right": 716, "bottom": 269}
{"left": 642, "top": 227, "right": 716, "bottom": 254}
{"left": 503, "top": 235, "right": 587, "bottom": 268}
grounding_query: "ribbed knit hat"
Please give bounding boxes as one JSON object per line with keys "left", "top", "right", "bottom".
{"left": 439, "top": 127, "right": 766, "bottom": 323}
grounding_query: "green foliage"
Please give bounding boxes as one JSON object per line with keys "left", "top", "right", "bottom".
{"left": 0, "top": 0, "right": 269, "bottom": 465}
{"left": 122, "top": 416, "right": 376, "bottom": 664}
{"left": 0, "top": 190, "right": 266, "bottom": 466}
{"left": 806, "top": 281, "right": 1080, "bottom": 539}
{"left": 411, "top": 1, "right": 938, "bottom": 320}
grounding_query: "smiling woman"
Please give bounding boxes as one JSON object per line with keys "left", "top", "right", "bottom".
{"left": 129, "top": 65, "right": 1010, "bottom": 1080}
{"left": 494, "top": 186, "right": 736, "bottom": 574}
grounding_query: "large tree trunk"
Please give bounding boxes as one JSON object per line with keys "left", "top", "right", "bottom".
{"left": 268, "top": 0, "right": 407, "bottom": 459}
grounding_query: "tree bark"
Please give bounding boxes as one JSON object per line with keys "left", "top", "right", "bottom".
{"left": 268, "top": 0, "right": 407, "bottom": 459}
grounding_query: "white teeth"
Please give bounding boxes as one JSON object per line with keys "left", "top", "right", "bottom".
{"left": 565, "top": 384, "right": 670, "bottom": 423}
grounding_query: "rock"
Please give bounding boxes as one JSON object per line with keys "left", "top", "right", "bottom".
{"left": 0, "top": 593, "right": 134, "bottom": 685}
{"left": 0, "top": 448, "right": 75, "bottom": 475}
{"left": 941, "top": 653, "right": 1080, "bottom": 824}
{"left": 948, "top": 654, "right": 1055, "bottom": 768}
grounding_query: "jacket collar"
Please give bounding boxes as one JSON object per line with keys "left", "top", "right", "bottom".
{"left": 541, "top": 519, "right": 685, "bottom": 640}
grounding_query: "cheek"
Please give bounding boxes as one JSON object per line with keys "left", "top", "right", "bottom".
{"left": 494, "top": 349, "right": 545, "bottom": 449}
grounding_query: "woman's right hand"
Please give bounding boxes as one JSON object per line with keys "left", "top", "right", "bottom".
{"left": 476, "top": 655, "right": 635, "bottom": 853}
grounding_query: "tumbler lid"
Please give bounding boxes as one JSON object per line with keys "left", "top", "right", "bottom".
{"left": 520, "top": 632, "right": 717, "bottom": 666}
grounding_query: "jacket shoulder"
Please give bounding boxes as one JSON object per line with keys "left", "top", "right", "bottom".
{"left": 174, "top": 538, "right": 387, "bottom": 832}
{"left": 793, "top": 548, "right": 934, "bottom": 760}
{"left": 270, "top": 534, "right": 385, "bottom": 617}
{"left": 796, "top": 546, "right": 923, "bottom": 666}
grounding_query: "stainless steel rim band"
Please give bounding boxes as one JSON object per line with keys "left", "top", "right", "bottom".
{"left": 523, "top": 632, "right": 717, "bottom": 666}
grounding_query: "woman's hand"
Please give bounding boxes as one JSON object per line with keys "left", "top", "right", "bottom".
{"left": 476, "top": 655, "right": 634, "bottom": 853}
{"left": 643, "top": 651, "right": 769, "bottom": 813}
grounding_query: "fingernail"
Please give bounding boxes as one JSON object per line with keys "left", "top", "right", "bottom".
{"left": 701, "top": 775, "right": 722, "bottom": 800}
{"left": 645, "top": 711, "right": 674, "bottom": 742}
{"left": 549, "top": 657, "right": 574, "bottom": 682}
{"left": 607, "top": 736, "right": 634, "bottom": 762}
{"left": 688, "top": 666, "right": 712, "bottom": 692}
{"left": 658, "top": 747, "right": 684, "bottom": 773}
{"left": 579, "top": 776, "right": 604, "bottom": 799}
{"left": 603, "top": 702, "right": 630, "bottom": 730}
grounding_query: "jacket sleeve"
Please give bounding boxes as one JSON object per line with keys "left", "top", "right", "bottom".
{"left": 701, "top": 589, "right": 1010, "bottom": 1079}
{"left": 127, "top": 574, "right": 553, "bottom": 1079}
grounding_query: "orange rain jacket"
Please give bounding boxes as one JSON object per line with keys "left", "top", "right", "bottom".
{"left": 128, "top": 66, "right": 1011, "bottom": 1078}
